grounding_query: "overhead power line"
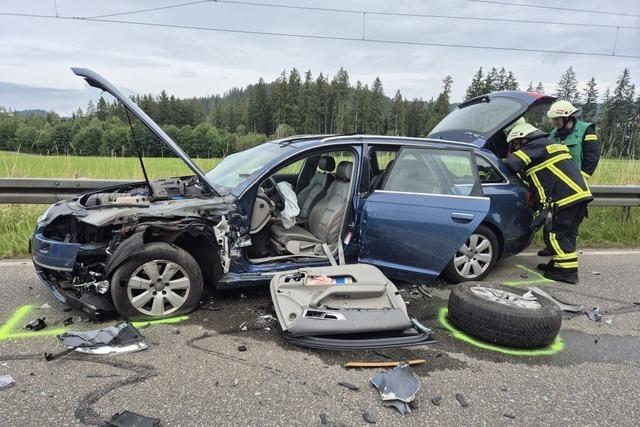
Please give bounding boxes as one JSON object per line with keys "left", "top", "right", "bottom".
{"left": 87, "top": 0, "right": 640, "bottom": 30}
{"left": 0, "top": 11, "right": 638, "bottom": 59}
{"left": 463, "top": 0, "right": 640, "bottom": 18}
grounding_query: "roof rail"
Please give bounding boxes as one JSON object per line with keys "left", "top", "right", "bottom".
{"left": 320, "top": 134, "right": 478, "bottom": 148}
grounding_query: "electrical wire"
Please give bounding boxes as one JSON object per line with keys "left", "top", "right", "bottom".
{"left": 84, "top": 0, "right": 640, "bottom": 30}
{"left": 0, "top": 11, "right": 638, "bottom": 59}
{"left": 463, "top": 0, "right": 640, "bottom": 18}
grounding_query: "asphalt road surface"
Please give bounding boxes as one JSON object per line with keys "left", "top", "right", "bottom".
{"left": 1, "top": 250, "right": 640, "bottom": 426}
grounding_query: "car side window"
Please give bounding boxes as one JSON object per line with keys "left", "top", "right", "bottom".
{"left": 383, "top": 148, "right": 479, "bottom": 196}
{"left": 475, "top": 155, "right": 505, "bottom": 184}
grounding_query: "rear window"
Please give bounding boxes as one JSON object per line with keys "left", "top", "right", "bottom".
{"left": 383, "top": 148, "right": 479, "bottom": 196}
{"left": 430, "top": 97, "right": 525, "bottom": 137}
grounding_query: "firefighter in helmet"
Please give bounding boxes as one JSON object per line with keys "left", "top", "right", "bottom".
{"left": 504, "top": 122, "right": 592, "bottom": 284}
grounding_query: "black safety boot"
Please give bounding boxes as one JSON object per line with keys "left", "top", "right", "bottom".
{"left": 544, "top": 269, "right": 579, "bottom": 284}
{"left": 536, "top": 261, "right": 554, "bottom": 272}
{"left": 537, "top": 247, "right": 553, "bottom": 256}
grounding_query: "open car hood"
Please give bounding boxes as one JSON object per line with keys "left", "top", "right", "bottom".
{"left": 71, "top": 67, "right": 217, "bottom": 195}
{"left": 428, "top": 91, "right": 556, "bottom": 157}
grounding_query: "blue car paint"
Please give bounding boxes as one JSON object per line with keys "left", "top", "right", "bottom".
{"left": 358, "top": 190, "right": 490, "bottom": 282}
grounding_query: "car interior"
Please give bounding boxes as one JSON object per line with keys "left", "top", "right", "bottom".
{"left": 247, "top": 150, "right": 356, "bottom": 262}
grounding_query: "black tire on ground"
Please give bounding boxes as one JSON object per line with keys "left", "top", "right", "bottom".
{"left": 111, "top": 242, "right": 204, "bottom": 320}
{"left": 442, "top": 224, "right": 500, "bottom": 284}
{"left": 447, "top": 282, "right": 562, "bottom": 348}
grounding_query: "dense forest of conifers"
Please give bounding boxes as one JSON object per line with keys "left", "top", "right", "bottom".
{"left": 0, "top": 65, "right": 638, "bottom": 158}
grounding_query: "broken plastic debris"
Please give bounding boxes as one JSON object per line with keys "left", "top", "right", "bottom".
{"left": 59, "top": 323, "right": 144, "bottom": 348}
{"left": 371, "top": 363, "right": 420, "bottom": 415}
{"left": 346, "top": 359, "right": 426, "bottom": 369}
{"left": 528, "top": 286, "right": 583, "bottom": 313}
{"left": 362, "top": 410, "right": 376, "bottom": 424}
{"left": 338, "top": 381, "right": 360, "bottom": 391}
{"left": 39, "top": 303, "right": 51, "bottom": 309}
{"left": 75, "top": 342, "right": 148, "bottom": 355}
{"left": 237, "top": 345, "right": 247, "bottom": 352}
{"left": 232, "top": 378, "right": 239, "bottom": 387}
{"left": 25, "top": 318, "right": 47, "bottom": 331}
{"left": 590, "top": 271, "right": 602, "bottom": 276}
{"left": 417, "top": 284, "right": 433, "bottom": 298}
{"left": 455, "top": 392, "right": 469, "bottom": 408}
{"left": 107, "top": 410, "right": 161, "bottom": 427}
{"left": 319, "top": 413, "right": 328, "bottom": 425}
{"left": 0, "top": 374, "right": 15, "bottom": 390}
{"left": 586, "top": 307, "right": 603, "bottom": 322}
{"left": 604, "top": 319, "right": 612, "bottom": 326}
{"left": 431, "top": 395, "right": 443, "bottom": 406}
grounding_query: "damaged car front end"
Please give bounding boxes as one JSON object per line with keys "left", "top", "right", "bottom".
{"left": 31, "top": 68, "right": 239, "bottom": 319}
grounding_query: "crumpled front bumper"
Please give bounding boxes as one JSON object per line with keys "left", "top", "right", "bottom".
{"left": 30, "top": 230, "right": 114, "bottom": 319}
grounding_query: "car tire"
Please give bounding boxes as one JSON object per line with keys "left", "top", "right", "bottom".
{"left": 447, "top": 282, "right": 562, "bottom": 348}
{"left": 110, "top": 242, "right": 203, "bottom": 320}
{"left": 442, "top": 225, "right": 499, "bottom": 284}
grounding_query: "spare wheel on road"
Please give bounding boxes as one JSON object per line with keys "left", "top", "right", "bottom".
{"left": 447, "top": 282, "right": 562, "bottom": 348}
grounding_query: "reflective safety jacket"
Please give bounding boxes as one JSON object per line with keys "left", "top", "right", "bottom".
{"left": 550, "top": 120, "right": 600, "bottom": 178}
{"left": 505, "top": 134, "right": 593, "bottom": 210}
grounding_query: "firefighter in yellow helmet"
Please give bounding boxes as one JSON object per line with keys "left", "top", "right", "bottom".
{"left": 504, "top": 122, "right": 592, "bottom": 284}
{"left": 535, "top": 100, "right": 600, "bottom": 257}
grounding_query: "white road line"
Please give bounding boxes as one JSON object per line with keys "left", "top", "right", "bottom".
{"left": 0, "top": 260, "right": 31, "bottom": 267}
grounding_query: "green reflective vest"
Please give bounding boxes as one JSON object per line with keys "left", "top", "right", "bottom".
{"left": 549, "top": 120, "right": 592, "bottom": 170}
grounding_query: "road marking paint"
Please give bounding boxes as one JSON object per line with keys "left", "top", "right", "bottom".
{"left": 504, "top": 264, "right": 554, "bottom": 287}
{"left": 438, "top": 307, "right": 564, "bottom": 356}
{"left": 0, "top": 304, "right": 188, "bottom": 341}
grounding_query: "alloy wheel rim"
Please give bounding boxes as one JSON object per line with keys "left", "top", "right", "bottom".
{"left": 454, "top": 233, "right": 493, "bottom": 279}
{"left": 470, "top": 286, "right": 541, "bottom": 309}
{"left": 126, "top": 259, "right": 191, "bottom": 316}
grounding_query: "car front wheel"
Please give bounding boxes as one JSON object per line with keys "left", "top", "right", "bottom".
{"left": 110, "top": 242, "right": 203, "bottom": 320}
{"left": 442, "top": 225, "right": 499, "bottom": 284}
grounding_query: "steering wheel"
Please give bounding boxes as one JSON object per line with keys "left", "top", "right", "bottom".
{"left": 262, "top": 177, "right": 285, "bottom": 211}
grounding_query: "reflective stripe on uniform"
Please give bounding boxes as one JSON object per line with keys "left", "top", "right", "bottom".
{"left": 525, "top": 153, "right": 573, "bottom": 176}
{"left": 553, "top": 252, "right": 577, "bottom": 260}
{"left": 529, "top": 172, "right": 547, "bottom": 204}
{"left": 556, "top": 190, "right": 592, "bottom": 207}
{"left": 549, "top": 232, "right": 565, "bottom": 256}
{"left": 555, "top": 260, "right": 579, "bottom": 269}
{"left": 584, "top": 135, "right": 598, "bottom": 141}
{"left": 548, "top": 164, "right": 584, "bottom": 194}
{"left": 513, "top": 150, "right": 532, "bottom": 165}
{"left": 581, "top": 170, "right": 591, "bottom": 179}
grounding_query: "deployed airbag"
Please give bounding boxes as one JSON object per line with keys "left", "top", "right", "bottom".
{"left": 277, "top": 181, "right": 300, "bottom": 229}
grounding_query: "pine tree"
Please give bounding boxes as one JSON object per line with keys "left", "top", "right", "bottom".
{"left": 504, "top": 71, "right": 519, "bottom": 90}
{"left": 526, "top": 81, "right": 534, "bottom": 92}
{"left": 286, "top": 68, "right": 303, "bottom": 131}
{"left": 300, "top": 70, "right": 316, "bottom": 133}
{"left": 581, "top": 77, "right": 598, "bottom": 123}
{"left": 314, "top": 73, "right": 330, "bottom": 133}
{"left": 534, "top": 82, "right": 545, "bottom": 93}
{"left": 496, "top": 67, "right": 507, "bottom": 91}
{"left": 271, "top": 71, "right": 288, "bottom": 127}
{"left": 390, "top": 90, "right": 405, "bottom": 136}
{"left": 601, "top": 68, "right": 636, "bottom": 156}
{"left": 465, "top": 67, "right": 485, "bottom": 100}
{"left": 483, "top": 67, "right": 498, "bottom": 93}
{"left": 555, "top": 66, "right": 580, "bottom": 104}
{"left": 331, "top": 68, "right": 350, "bottom": 134}
{"left": 247, "top": 78, "right": 271, "bottom": 134}
{"left": 368, "top": 77, "right": 386, "bottom": 134}
{"left": 425, "top": 76, "right": 453, "bottom": 133}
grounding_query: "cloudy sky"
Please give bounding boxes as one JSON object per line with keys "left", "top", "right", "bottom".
{"left": 1, "top": 0, "right": 639, "bottom": 115}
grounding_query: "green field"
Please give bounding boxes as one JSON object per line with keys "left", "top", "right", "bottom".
{"left": 0, "top": 152, "right": 638, "bottom": 257}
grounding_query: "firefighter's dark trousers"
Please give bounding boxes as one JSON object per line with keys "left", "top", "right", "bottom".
{"left": 543, "top": 202, "right": 588, "bottom": 272}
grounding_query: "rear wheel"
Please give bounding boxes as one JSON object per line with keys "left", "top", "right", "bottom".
{"left": 111, "top": 242, "right": 203, "bottom": 320}
{"left": 442, "top": 225, "right": 499, "bottom": 284}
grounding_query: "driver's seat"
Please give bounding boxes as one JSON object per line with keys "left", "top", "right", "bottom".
{"left": 271, "top": 161, "right": 353, "bottom": 255}
{"left": 297, "top": 156, "right": 335, "bottom": 220}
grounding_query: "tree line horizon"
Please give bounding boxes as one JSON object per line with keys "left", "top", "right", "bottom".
{"left": 0, "top": 65, "right": 638, "bottom": 159}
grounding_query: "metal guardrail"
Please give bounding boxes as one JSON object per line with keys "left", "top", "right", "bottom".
{"left": 0, "top": 178, "right": 639, "bottom": 206}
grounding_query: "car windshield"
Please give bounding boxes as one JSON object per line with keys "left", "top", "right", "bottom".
{"left": 206, "top": 142, "right": 287, "bottom": 194}
{"left": 430, "top": 97, "right": 525, "bottom": 137}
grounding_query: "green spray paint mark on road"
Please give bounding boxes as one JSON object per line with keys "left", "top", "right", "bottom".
{"left": 438, "top": 307, "right": 564, "bottom": 356}
{"left": 0, "top": 304, "right": 188, "bottom": 341}
{"left": 504, "top": 264, "right": 555, "bottom": 287}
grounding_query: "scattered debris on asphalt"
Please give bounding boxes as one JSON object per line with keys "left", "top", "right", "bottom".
{"left": 46, "top": 323, "right": 147, "bottom": 360}
{"left": 417, "top": 284, "right": 433, "bottom": 298}
{"left": 605, "top": 319, "right": 613, "bottom": 326}
{"left": 86, "top": 373, "right": 120, "bottom": 379}
{"left": 62, "top": 307, "right": 73, "bottom": 312}
{"left": 338, "top": 381, "right": 360, "bottom": 391}
{"left": 25, "top": 318, "right": 46, "bottom": 331}
{"left": 371, "top": 363, "right": 420, "bottom": 414}
{"left": 237, "top": 345, "right": 247, "bottom": 352}
{"left": 172, "top": 328, "right": 181, "bottom": 335}
{"left": 63, "top": 317, "right": 74, "bottom": 326}
{"left": 528, "top": 286, "right": 583, "bottom": 313}
{"left": 455, "top": 393, "right": 469, "bottom": 408}
{"left": 519, "top": 273, "right": 529, "bottom": 278}
{"left": 0, "top": 374, "right": 15, "bottom": 390}
{"left": 346, "top": 359, "right": 426, "bottom": 369}
{"left": 504, "top": 413, "right": 517, "bottom": 420}
{"left": 232, "top": 378, "right": 239, "bottom": 387}
{"left": 430, "top": 395, "right": 443, "bottom": 406}
{"left": 319, "top": 412, "right": 328, "bottom": 425}
{"left": 107, "top": 410, "right": 161, "bottom": 427}
{"left": 362, "top": 410, "right": 376, "bottom": 424}
{"left": 586, "top": 307, "right": 603, "bottom": 322}
{"left": 39, "top": 303, "right": 51, "bottom": 309}
{"left": 590, "top": 271, "right": 601, "bottom": 276}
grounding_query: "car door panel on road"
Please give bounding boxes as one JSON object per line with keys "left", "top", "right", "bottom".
{"left": 358, "top": 147, "right": 490, "bottom": 282}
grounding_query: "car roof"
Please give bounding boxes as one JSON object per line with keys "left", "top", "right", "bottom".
{"left": 274, "top": 134, "right": 479, "bottom": 151}
{"left": 460, "top": 90, "right": 555, "bottom": 109}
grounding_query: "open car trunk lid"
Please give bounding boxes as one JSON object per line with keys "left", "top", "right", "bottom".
{"left": 270, "top": 264, "right": 435, "bottom": 350}
{"left": 428, "top": 91, "right": 556, "bottom": 158}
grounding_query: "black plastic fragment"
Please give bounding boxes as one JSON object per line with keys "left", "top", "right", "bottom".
{"left": 431, "top": 395, "right": 443, "bottom": 406}
{"left": 237, "top": 345, "right": 247, "bottom": 352}
{"left": 319, "top": 413, "right": 328, "bottom": 425}
{"left": 338, "top": 381, "right": 360, "bottom": 391}
{"left": 63, "top": 317, "right": 74, "bottom": 326}
{"left": 59, "top": 322, "right": 144, "bottom": 348}
{"left": 44, "top": 347, "right": 77, "bottom": 361}
{"left": 25, "top": 318, "right": 46, "bottom": 331}
{"left": 455, "top": 393, "right": 469, "bottom": 408}
{"left": 362, "top": 410, "right": 376, "bottom": 424}
{"left": 107, "top": 410, "right": 161, "bottom": 427}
